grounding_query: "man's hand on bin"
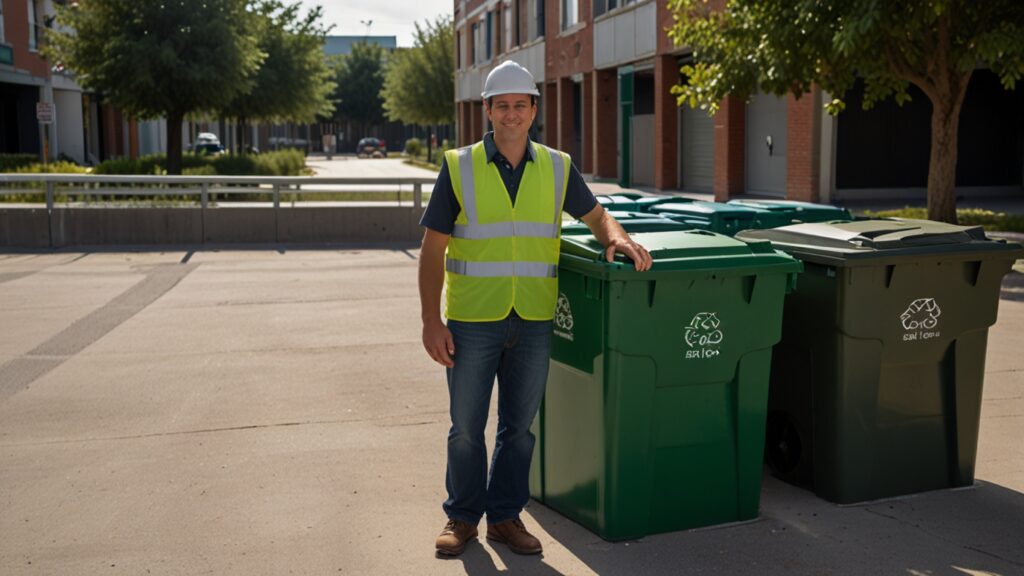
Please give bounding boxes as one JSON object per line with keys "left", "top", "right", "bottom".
{"left": 605, "top": 238, "right": 653, "bottom": 271}
{"left": 581, "top": 204, "right": 653, "bottom": 271}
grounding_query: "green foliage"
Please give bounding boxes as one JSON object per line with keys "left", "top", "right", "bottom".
{"left": 861, "top": 207, "right": 1024, "bottom": 233}
{"left": 0, "top": 154, "right": 41, "bottom": 172}
{"left": 46, "top": 0, "right": 264, "bottom": 173}
{"left": 666, "top": 0, "right": 1024, "bottom": 223}
{"left": 329, "top": 42, "right": 387, "bottom": 127}
{"left": 93, "top": 153, "right": 207, "bottom": 175}
{"left": 47, "top": 0, "right": 263, "bottom": 119}
{"left": 90, "top": 150, "right": 304, "bottom": 176}
{"left": 210, "top": 150, "right": 304, "bottom": 175}
{"left": 15, "top": 162, "right": 90, "bottom": 174}
{"left": 403, "top": 139, "right": 451, "bottom": 171}
{"left": 220, "top": 1, "right": 335, "bottom": 124}
{"left": 253, "top": 149, "right": 305, "bottom": 176}
{"left": 666, "top": 0, "right": 1024, "bottom": 114}
{"left": 382, "top": 16, "right": 455, "bottom": 126}
{"left": 404, "top": 138, "right": 423, "bottom": 157}
{"left": 183, "top": 165, "right": 218, "bottom": 176}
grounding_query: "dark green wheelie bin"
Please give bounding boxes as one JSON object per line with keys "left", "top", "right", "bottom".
{"left": 561, "top": 211, "right": 693, "bottom": 235}
{"left": 531, "top": 229, "right": 801, "bottom": 539}
{"left": 596, "top": 194, "right": 645, "bottom": 211}
{"left": 651, "top": 201, "right": 771, "bottom": 235}
{"left": 727, "top": 199, "right": 852, "bottom": 224}
{"left": 738, "top": 219, "right": 1024, "bottom": 504}
{"left": 596, "top": 193, "right": 687, "bottom": 213}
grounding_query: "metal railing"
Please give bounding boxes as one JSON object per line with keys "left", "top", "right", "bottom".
{"left": 0, "top": 173, "right": 434, "bottom": 209}
{"left": 0, "top": 174, "right": 435, "bottom": 247}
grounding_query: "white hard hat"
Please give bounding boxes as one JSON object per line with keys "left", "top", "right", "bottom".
{"left": 481, "top": 60, "right": 540, "bottom": 100}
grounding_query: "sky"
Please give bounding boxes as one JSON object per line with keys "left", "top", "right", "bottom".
{"left": 297, "top": 0, "right": 454, "bottom": 48}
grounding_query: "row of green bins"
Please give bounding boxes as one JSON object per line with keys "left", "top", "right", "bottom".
{"left": 596, "top": 193, "right": 686, "bottom": 213}
{"left": 532, "top": 229, "right": 801, "bottom": 540}
{"left": 737, "top": 219, "right": 1023, "bottom": 504}
{"left": 650, "top": 201, "right": 770, "bottom": 235}
{"left": 561, "top": 211, "right": 694, "bottom": 236}
{"left": 727, "top": 199, "right": 852, "bottom": 224}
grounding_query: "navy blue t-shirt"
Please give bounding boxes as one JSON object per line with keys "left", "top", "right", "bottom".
{"left": 419, "top": 133, "right": 598, "bottom": 235}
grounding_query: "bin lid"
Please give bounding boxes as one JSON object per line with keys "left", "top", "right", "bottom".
{"left": 559, "top": 229, "right": 801, "bottom": 278}
{"left": 562, "top": 215, "right": 692, "bottom": 235}
{"left": 736, "top": 218, "right": 1024, "bottom": 265}
{"left": 727, "top": 199, "right": 852, "bottom": 221}
{"left": 633, "top": 196, "right": 692, "bottom": 212}
{"left": 596, "top": 194, "right": 643, "bottom": 206}
{"left": 651, "top": 201, "right": 765, "bottom": 220}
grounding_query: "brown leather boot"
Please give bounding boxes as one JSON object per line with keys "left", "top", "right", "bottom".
{"left": 486, "top": 518, "right": 543, "bottom": 555}
{"left": 435, "top": 519, "right": 478, "bottom": 556}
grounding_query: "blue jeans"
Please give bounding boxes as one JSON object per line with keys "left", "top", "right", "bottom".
{"left": 443, "top": 312, "right": 552, "bottom": 525}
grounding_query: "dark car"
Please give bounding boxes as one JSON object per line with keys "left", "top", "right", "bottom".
{"left": 356, "top": 137, "right": 387, "bottom": 158}
{"left": 189, "top": 132, "right": 225, "bottom": 155}
{"left": 193, "top": 142, "right": 225, "bottom": 155}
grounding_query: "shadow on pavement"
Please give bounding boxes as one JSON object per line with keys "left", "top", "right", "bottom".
{"left": 435, "top": 538, "right": 569, "bottom": 575}
{"left": 528, "top": 472, "right": 1024, "bottom": 576}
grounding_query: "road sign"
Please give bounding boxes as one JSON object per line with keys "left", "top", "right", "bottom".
{"left": 37, "top": 102, "right": 55, "bottom": 124}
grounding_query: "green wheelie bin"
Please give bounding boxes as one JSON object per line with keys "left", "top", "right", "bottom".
{"left": 727, "top": 199, "right": 852, "bottom": 224}
{"left": 596, "top": 194, "right": 645, "bottom": 212}
{"left": 532, "top": 229, "right": 801, "bottom": 539}
{"left": 561, "top": 211, "right": 694, "bottom": 235}
{"left": 532, "top": 214, "right": 695, "bottom": 501}
{"left": 650, "top": 201, "right": 772, "bottom": 235}
{"left": 737, "top": 219, "right": 1024, "bottom": 504}
{"left": 595, "top": 193, "right": 687, "bottom": 213}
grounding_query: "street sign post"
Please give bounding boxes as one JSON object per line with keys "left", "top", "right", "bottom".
{"left": 36, "top": 102, "right": 55, "bottom": 125}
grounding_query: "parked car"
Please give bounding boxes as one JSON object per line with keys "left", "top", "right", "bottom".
{"left": 356, "top": 137, "right": 387, "bottom": 158}
{"left": 189, "top": 132, "right": 225, "bottom": 155}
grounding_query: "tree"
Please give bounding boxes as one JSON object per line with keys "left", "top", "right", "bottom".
{"left": 667, "top": 0, "right": 1024, "bottom": 223}
{"left": 329, "top": 42, "right": 387, "bottom": 140}
{"left": 46, "top": 0, "right": 263, "bottom": 174}
{"left": 220, "top": 1, "right": 335, "bottom": 153}
{"left": 381, "top": 16, "right": 455, "bottom": 160}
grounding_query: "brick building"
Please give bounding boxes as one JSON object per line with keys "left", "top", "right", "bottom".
{"left": 453, "top": 0, "right": 1023, "bottom": 203}
{"left": 1, "top": 0, "right": 142, "bottom": 164}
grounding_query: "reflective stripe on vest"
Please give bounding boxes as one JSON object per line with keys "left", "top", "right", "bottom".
{"left": 445, "top": 258, "right": 558, "bottom": 278}
{"left": 452, "top": 221, "right": 560, "bottom": 240}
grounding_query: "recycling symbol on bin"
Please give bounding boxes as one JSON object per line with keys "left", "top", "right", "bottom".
{"left": 555, "top": 293, "right": 574, "bottom": 332}
{"left": 900, "top": 298, "right": 941, "bottom": 330}
{"left": 684, "top": 312, "right": 724, "bottom": 348}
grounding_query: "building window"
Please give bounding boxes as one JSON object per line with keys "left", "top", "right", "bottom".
{"left": 527, "top": 0, "right": 544, "bottom": 41}
{"left": 486, "top": 11, "right": 493, "bottom": 61}
{"left": 0, "top": 0, "right": 6, "bottom": 44}
{"left": 471, "top": 22, "right": 478, "bottom": 64}
{"left": 593, "top": 0, "right": 613, "bottom": 18}
{"left": 456, "top": 28, "right": 462, "bottom": 69}
{"left": 28, "top": 0, "right": 40, "bottom": 51}
{"left": 503, "top": 3, "right": 512, "bottom": 53}
{"left": 513, "top": 0, "right": 521, "bottom": 47}
{"left": 594, "top": 0, "right": 638, "bottom": 17}
{"left": 561, "top": 0, "right": 579, "bottom": 31}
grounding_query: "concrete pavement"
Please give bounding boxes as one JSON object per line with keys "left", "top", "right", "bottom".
{"left": 0, "top": 247, "right": 1022, "bottom": 575}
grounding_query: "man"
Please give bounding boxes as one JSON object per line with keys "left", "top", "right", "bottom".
{"left": 419, "top": 60, "right": 652, "bottom": 557}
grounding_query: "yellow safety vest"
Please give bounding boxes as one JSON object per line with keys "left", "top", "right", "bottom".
{"left": 445, "top": 140, "right": 570, "bottom": 321}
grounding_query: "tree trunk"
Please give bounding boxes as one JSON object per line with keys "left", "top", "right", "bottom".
{"left": 926, "top": 96, "right": 960, "bottom": 223}
{"left": 236, "top": 118, "right": 245, "bottom": 154}
{"left": 167, "top": 110, "right": 184, "bottom": 175}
